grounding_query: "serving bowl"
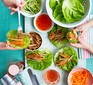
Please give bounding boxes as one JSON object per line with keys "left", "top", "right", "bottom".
{"left": 20, "top": 0, "right": 43, "bottom": 17}
{"left": 27, "top": 32, "right": 42, "bottom": 50}
{"left": 34, "top": 13, "right": 54, "bottom": 33}
{"left": 46, "top": 0, "right": 91, "bottom": 28}
{"left": 68, "top": 68, "right": 93, "bottom": 85}
{"left": 44, "top": 69, "right": 60, "bottom": 85}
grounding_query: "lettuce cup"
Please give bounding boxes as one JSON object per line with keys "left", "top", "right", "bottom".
{"left": 7, "top": 30, "right": 30, "bottom": 49}
{"left": 66, "top": 30, "right": 78, "bottom": 43}
{"left": 25, "top": 49, "right": 53, "bottom": 70}
{"left": 54, "top": 46, "right": 78, "bottom": 71}
{"left": 48, "top": 24, "right": 69, "bottom": 48}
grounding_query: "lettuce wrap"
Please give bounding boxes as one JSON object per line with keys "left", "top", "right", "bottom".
{"left": 7, "top": 30, "right": 30, "bottom": 49}
{"left": 48, "top": 24, "right": 69, "bottom": 48}
{"left": 26, "top": 49, "right": 52, "bottom": 70}
{"left": 66, "top": 30, "right": 78, "bottom": 43}
{"left": 54, "top": 46, "right": 78, "bottom": 71}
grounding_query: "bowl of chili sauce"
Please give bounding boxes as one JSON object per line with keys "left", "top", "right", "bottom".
{"left": 34, "top": 13, "right": 54, "bottom": 33}
{"left": 44, "top": 69, "right": 60, "bottom": 85}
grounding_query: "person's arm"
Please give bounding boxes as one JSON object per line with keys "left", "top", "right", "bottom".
{"left": 88, "top": 19, "right": 93, "bottom": 28}
{"left": 2, "top": 0, "right": 25, "bottom": 15}
{"left": 74, "top": 19, "right": 93, "bottom": 37}
{"left": 70, "top": 36, "right": 93, "bottom": 54}
{"left": 70, "top": 19, "right": 93, "bottom": 54}
{"left": 0, "top": 42, "right": 16, "bottom": 50}
{"left": 87, "top": 45, "right": 93, "bottom": 54}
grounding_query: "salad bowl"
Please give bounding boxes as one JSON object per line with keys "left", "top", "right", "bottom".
{"left": 46, "top": 0, "right": 91, "bottom": 28}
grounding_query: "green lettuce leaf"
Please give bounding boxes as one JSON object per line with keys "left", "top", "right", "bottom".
{"left": 7, "top": 30, "right": 18, "bottom": 39}
{"left": 49, "top": 0, "right": 57, "bottom": 10}
{"left": 66, "top": 30, "right": 78, "bottom": 43}
{"left": 48, "top": 24, "right": 69, "bottom": 48}
{"left": 62, "top": 0, "right": 84, "bottom": 22}
{"left": 7, "top": 30, "right": 30, "bottom": 49}
{"left": 53, "top": 3, "right": 65, "bottom": 22}
{"left": 54, "top": 46, "right": 78, "bottom": 71}
{"left": 26, "top": 49, "right": 53, "bottom": 70}
{"left": 50, "top": 0, "right": 85, "bottom": 23}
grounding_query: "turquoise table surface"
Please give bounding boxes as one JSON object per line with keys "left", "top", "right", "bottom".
{"left": 0, "top": 1, "right": 24, "bottom": 78}
{"left": 91, "top": 0, "right": 93, "bottom": 14}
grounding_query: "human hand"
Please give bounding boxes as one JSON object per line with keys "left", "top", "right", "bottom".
{"left": 70, "top": 20, "right": 93, "bottom": 54}
{"left": 70, "top": 36, "right": 90, "bottom": 50}
{"left": 74, "top": 21, "right": 90, "bottom": 37}
{"left": 0, "top": 42, "right": 17, "bottom": 50}
{"left": 2, "top": 0, "right": 25, "bottom": 15}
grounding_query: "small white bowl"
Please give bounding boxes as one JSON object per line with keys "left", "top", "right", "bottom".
{"left": 46, "top": 0, "right": 91, "bottom": 28}
{"left": 34, "top": 13, "right": 54, "bottom": 33}
{"left": 27, "top": 31, "right": 42, "bottom": 51}
{"left": 20, "top": 0, "right": 43, "bottom": 18}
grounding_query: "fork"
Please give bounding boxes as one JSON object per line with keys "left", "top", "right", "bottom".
{"left": 17, "top": 0, "right": 23, "bottom": 33}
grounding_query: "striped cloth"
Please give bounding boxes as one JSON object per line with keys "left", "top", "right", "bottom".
{"left": 79, "top": 15, "right": 93, "bottom": 59}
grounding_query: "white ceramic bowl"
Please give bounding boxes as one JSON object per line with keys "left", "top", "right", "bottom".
{"left": 46, "top": 0, "right": 91, "bottom": 28}
{"left": 26, "top": 31, "right": 42, "bottom": 51}
{"left": 20, "top": 0, "right": 43, "bottom": 18}
{"left": 68, "top": 68, "right": 93, "bottom": 85}
{"left": 34, "top": 13, "right": 54, "bottom": 33}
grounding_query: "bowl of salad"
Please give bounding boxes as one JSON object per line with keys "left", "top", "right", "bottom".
{"left": 46, "top": 0, "right": 91, "bottom": 28}
{"left": 20, "top": 0, "right": 43, "bottom": 17}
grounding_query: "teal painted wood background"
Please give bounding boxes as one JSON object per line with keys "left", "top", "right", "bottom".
{"left": 91, "top": 0, "right": 93, "bottom": 14}
{"left": 0, "top": 1, "right": 24, "bottom": 78}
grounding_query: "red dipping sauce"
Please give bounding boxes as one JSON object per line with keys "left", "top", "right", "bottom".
{"left": 35, "top": 13, "right": 53, "bottom": 31}
{"left": 44, "top": 70, "right": 60, "bottom": 85}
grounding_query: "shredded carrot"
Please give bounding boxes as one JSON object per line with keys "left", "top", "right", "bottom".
{"left": 10, "top": 41, "right": 25, "bottom": 46}
{"left": 70, "top": 70, "right": 89, "bottom": 85}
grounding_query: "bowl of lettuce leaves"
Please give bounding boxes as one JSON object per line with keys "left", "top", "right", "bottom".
{"left": 20, "top": 0, "right": 43, "bottom": 17}
{"left": 46, "top": 0, "right": 91, "bottom": 28}
{"left": 54, "top": 46, "right": 78, "bottom": 71}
